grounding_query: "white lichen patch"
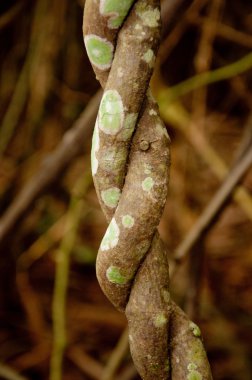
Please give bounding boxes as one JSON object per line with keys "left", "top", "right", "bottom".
{"left": 84, "top": 34, "right": 114, "bottom": 70}
{"left": 187, "top": 370, "right": 202, "bottom": 380}
{"left": 136, "top": 6, "right": 160, "bottom": 28}
{"left": 91, "top": 119, "right": 100, "bottom": 175}
{"left": 154, "top": 313, "right": 167, "bottom": 328}
{"left": 161, "top": 289, "right": 170, "bottom": 303}
{"left": 144, "top": 163, "right": 152, "bottom": 175}
{"left": 101, "top": 187, "right": 121, "bottom": 208}
{"left": 156, "top": 123, "right": 169, "bottom": 139}
{"left": 142, "top": 49, "right": 155, "bottom": 67}
{"left": 100, "top": 218, "right": 120, "bottom": 251}
{"left": 122, "top": 214, "right": 135, "bottom": 228}
{"left": 99, "top": 90, "right": 124, "bottom": 135}
{"left": 149, "top": 108, "right": 157, "bottom": 116}
{"left": 187, "top": 363, "right": 198, "bottom": 371}
{"left": 142, "top": 177, "right": 154, "bottom": 192}
{"left": 135, "top": 23, "right": 142, "bottom": 30}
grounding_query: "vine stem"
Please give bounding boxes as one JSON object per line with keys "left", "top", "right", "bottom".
{"left": 49, "top": 173, "right": 91, "bottom": 380}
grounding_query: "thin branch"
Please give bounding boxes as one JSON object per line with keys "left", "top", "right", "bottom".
{"left": 0, "top": 2, "right": 25, "bottom": 30}
{"left": 156, "top": 88, "right": 252, "bottom": 220}
{"left": 171, "top": 145, "right": 252, "bottom": 268}
{"left": 101, "top": 328, "right": 129, "bottom": 380}
{"left": 0, "top": 363, "right": 28, "bottom": 380}
{"left": 158, "top": 52, "right": 252, "bottom": 103}
{"left": 67, "top": 346, "right": 103, "bottom": 380}
{"left": 0, "top": 90, "right": 101, "bottom": 244}
{"left": 49, "top": 175, "right": 90, "bottom": 380}
{"left": 189, "top": 15, "right": 252, "bottom": 49}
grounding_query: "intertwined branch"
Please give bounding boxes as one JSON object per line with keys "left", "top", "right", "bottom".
{"left": 83, "top": 1, "right": 212, "bottom": 379}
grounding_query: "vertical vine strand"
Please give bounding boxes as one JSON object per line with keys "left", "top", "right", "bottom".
{"left": 83, "top": 1, "right": 213, "bottom": 379}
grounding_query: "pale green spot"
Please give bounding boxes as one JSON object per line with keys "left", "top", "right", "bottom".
{"left": 187, "top": 363, "right": 197, "bottom": 371}
{"left": 142, "top": 177, "right": 154, "bottom": 192}
{"left": 154, "top": 313, "right": 167, "bottom": 328}
{"left": 119, "top": 112, "right": 138, "bottom": 140}
{"left": 84, "top": 35, "right": 113, "bottom": 70}
{"left": 187, "top": 370, "right": 202, "bottom": 380}
{"left": 106, "top": 266, "right": 128, "bottom": 284}
{"left": 189, "top": 322, "right": 201, "bottom": 337}
{"left": 161, "top": 289, "right": 170, "bottom": 303}
{"left": 100, "top": 218, "right": 120, "bottom": 251}
{"left": 91, "top": 119, "right": 99, "bottom": 175}
{"left": 136, "top": 4, "right": 160, "bottom": 28}
{"left": 122, "top": 215, "right": 134, "bottom": 228}
{"left": 101, "top": 187, "right": 121, "bottom": 208}
{"left": 144, "top": 163, "right": 152, "bottom": 175}
{"left": 100, "top": 0, "right": 135, "bottom": 29}
{"left": 149, "top": 109, "right": 157, "bottom": 116}
{"left": 142, "top": 49, "right": 154, "bottom": 66}
{"left": 99, "top": 90, "right": 124, "bottom": 135}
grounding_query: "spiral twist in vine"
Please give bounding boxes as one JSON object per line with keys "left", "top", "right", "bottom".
{"left": 83, "top": 1, "right": 212, "bottom": 379}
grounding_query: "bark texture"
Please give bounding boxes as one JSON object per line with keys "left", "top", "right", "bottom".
{"left": 83, "top": 1, "right": 212, "bottom": 379}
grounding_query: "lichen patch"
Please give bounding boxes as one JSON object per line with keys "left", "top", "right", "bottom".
{"left": 142, "top": 177, "right": 154, "bottom": 192}
{"left": 100, "top": 0, "right": 135, "bottom": 29}
{"left": 101, "top": 187, "right": 121, "bottom": 208}
{"left": 142, "top": 49, "right": 155, "bottom": 67}
{"left": 106, "top": 266, "right": 128, "bottom": 284}
{"left": 100, "top": 218, "right": 120, "bottom": 251}
{"left": 154, "top": 313, "right": 167, "bottom": 328}
{"left": 122, "top": 215, "right": 135, "bottom": 228}
{"left": 99, "top": 90, "right": 124, "bottom": 135}
{"left": 84, "top": 34, "right": 114, "bottom": 70}
{"left": 136, "top": 5, "right": 160, "bottom": 28}
{"left": 91, "top": 119, "right": 99, "bottom": 175}
{"left": 189, "top": 322, "right": 201, "bottom": 337}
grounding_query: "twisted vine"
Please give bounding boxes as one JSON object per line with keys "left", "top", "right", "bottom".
{"left": 83, "top": 1, "right": 212, "bottom": 379}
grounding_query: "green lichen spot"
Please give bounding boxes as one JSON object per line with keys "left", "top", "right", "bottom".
{"left": 161, "top": 289, "right": 170, "bottom": 303}
{"left": 106, "top": 266, "right": 127, "bottom": 284}
{"left": 122, "top": 215, "right": 134, "bottom": 228}
{"left": 189, "top": 322, "right": 201, "bottom": 337}
{"left": 100, "top": 0, "right": 135, "bottom": 29}
{"left": 100, "top": 218, "right": 120, "bottom": 251}
{"left": 101, "top": 187, "right": 121, "bottom": 208}
{"left": 136, "top": 4, "right": 160, "bottom": 28}
{"left": 187, "top": 370, "right": 202, "bottom": 380}
{"left": 119, "top": 112, "right": 138, "bottom": 140}
{"left": 142, "top": 49, "right": 154, "bottom": 66}
{"left": 144, "top": 163, "right": 152, "bottom": 175}
{"left": 187, "top": 363, "right": 197, "bottom": 371}
{"left": 91, "top": 119, "right": 99, "bottom": 175}
{"left": 154, "top": 313, "right": 167, "bottom": 328}
{"left": 99, "top": 90, "right": 124, "bottom": 135}
{"left": 142, "top": 177, "right": 154, "bottom": 192}
{"left": 84, "top": 35, "right": 113, "bottom": 70}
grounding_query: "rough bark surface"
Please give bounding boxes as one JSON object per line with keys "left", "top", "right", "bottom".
{"left": 83, "top": 1, "right": 212, "bottom": 379}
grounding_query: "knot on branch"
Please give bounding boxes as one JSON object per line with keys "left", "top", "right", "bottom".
{"left": 83, "top": 1, "right": 212, "bottom": 379}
